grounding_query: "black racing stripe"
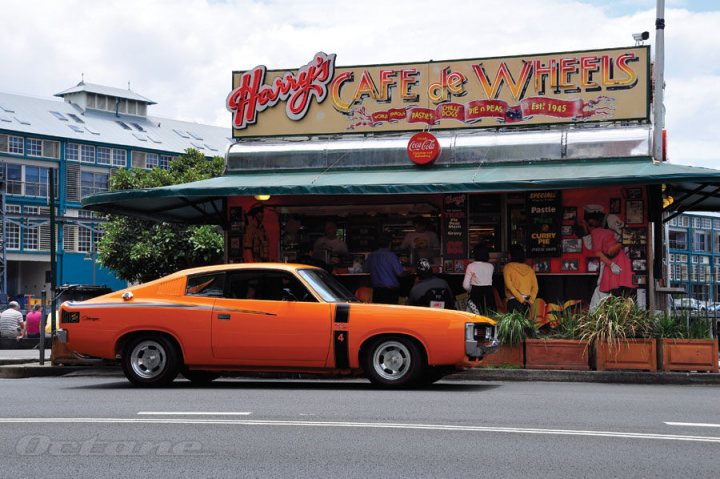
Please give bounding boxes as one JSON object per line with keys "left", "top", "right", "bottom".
{"left": 334, "top": 331, "right": 350, "bottom": 369}
{"left": 335, "top": 304, "right": 350, "bottom": 323}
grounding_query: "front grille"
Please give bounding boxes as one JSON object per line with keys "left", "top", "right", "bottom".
{"left": 61, "top": 310, "right": 80, "bottom": 324}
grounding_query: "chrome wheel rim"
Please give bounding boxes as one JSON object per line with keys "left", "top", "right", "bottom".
{"left": 372, "top": 341, "right": 411, "bottom": 381}
{"left": 130, "top": 340, "right": 167, "bottom": 379}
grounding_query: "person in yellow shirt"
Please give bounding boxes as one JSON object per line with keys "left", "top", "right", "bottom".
{"left": 503, "top": 244, "right": 538, "bottom": 314}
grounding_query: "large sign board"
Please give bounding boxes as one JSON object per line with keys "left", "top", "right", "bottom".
{"left": 228, "top": 46, "right": 650, "bottom": 138}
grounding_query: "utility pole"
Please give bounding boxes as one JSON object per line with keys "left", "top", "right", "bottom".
{"left": 653, "top": 0, "right": 665, "bottom": 163}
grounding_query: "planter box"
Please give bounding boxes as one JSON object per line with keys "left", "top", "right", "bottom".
{"left": 595, "top": 339, "right": 657, "bottom": 371}
{"left": 477, "top": 344, "right": 523, "bottom": 367}
{"left": 660, "top": 339, "right": 719, "bottom": 373}
{"left": 525, "top": 339, "right": 590, "bottom": 370}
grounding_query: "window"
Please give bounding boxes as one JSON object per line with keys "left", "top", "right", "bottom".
{"left": 5, "top": 164, "right": 22, "bottom": 195}
{"left": 691, "top": 284, "right": 709, "bottom": 302}
{"left": 26, "top": 138, "right": 59, "bottom": 158}
{"left": 112, "top": 148, "right": 127, "bottom": 167}
{"left": 225, "top": 270, "right": 316, "bottom": 302}
{"left": 0, "top": 134, "right": 24, "bottom": 154}
{"left": 67, "top": 113, "right": 84, "bottom": 124}
{"left": 80, "top": 171, "right": 109, "bottom": 197}
{"left": 27, "top": 138, "right": 42, "bottom": 156}
{"left": 66, "top": 143, "right": 79, "bottom": 161}
{"left": 131, "top": 122, "right": 145, "bottom": 132}
{"left": 131, "top": 151, "right": 146, "bottom": 169}
{"left": 159, "top": 155, "right": 173, "bottom": 170}
{"left": 128, "top": 101, "right": 137, "bottom": 115}
{"left": 80, "top": 144, "right": 95, "bottom": 163}
{"left": 23, "top": 224, "right": 39, "bottom": 251}
{"left": 173, "top": 129, "right": 190, "bottom": 139}
{"left": 146, "top": 153, "right": 159, "bottom": 169}
{"left": 187, "top": 130, "right": 203, "bottom": 141}
{"left": 97, "top": 147, "right": 111, "bottom": 165}
{"left": 25, "top": 166, "right": 50, "bottom": 197}
{"left": 6, "top": 222, "right": 20, "bottom": 249}
{"left": 668, "top": 230, "right": 687, "bottom": 250}
{"left": 116, "top": 120, "right": 131, "bottom": 130}
{"left": 186, "top": 273, "right": 225, "bottom": 297}
{"left": 78, "top": 226, "right": 92, "bottom": 253}
{"left": 68, "top": 124, "right": 84, "bottom": 134}
{"left": 693, "top": 231, "right": 711, "bottom": 252}
{"left": 50, "top": 111, "right": 68, "bottom": 121}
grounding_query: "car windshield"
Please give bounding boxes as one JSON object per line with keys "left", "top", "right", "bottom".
{"left": 298, "top": 269, "right": 359, "bottom": 303}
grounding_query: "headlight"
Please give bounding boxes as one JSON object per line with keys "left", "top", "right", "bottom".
{"left": 465, "top": 322, "right": 495, "bottom": 341}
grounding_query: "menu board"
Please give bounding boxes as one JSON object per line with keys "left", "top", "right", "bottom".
{"left": 442, "top": 194, "right": 468, "bottom": 259}
{"left": 527, "top": 190, "right": 562, "bottom": 257}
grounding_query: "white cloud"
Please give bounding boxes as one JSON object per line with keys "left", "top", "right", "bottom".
{"left": 1, "top": 0, "right": 718, "bottom": 167}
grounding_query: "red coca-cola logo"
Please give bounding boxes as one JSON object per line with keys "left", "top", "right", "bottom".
{"left": 407, "top": 132, "right": 440, "bottom": 165}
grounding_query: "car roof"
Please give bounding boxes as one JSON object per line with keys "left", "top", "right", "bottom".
{"left": 173, "top": 263, "right": 320, "bottom": 278}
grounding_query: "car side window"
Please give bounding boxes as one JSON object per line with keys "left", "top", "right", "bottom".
{"left": 225, "top": 270, "right": 316, "bottom": 302}
{"left": 186, "top": 273, "right": 225, "bottom": 297}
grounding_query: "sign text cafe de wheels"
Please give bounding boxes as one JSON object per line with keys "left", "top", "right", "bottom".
{"left": 84, "top": 46, "right": 720, "bottom": 310}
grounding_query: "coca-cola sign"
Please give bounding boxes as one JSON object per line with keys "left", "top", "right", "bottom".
{"left": 407, "top": 132, "right": 440, "bottom": 165}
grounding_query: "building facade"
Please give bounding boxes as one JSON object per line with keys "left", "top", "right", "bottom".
{"left": 0, "top": 82, "right": 230, "bottom": 304}
{"left": 667, "top": 212, "right": 720, "bottom": 307}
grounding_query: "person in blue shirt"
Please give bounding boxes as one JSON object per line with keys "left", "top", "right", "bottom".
{"left": 365, "top": 234, "right": 406, "bottom": 304}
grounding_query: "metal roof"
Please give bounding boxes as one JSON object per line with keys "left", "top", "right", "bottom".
{"left": 82, "top": 158, "right": 720, "bottom": 224}
{"left": 0, "top": 91, "right": 231, "bottom": 155}
{"left": 55, "top": 82, "right": 156, "bottom": 104}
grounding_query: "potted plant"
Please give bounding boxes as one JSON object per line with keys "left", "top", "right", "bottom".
{"left": 655, "top": 313, "right": 718, "bottom": 373}
{"left": 578, "top": 296, "right": 657, "bottom": 371}
{"left": 478, "top": 310, "right": 535, "bottom": 368}
{"left": 525, "top": 309, "right": 590, "bottom": 370}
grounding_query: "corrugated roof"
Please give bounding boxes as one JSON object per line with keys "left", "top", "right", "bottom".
{"left": 0, "top": 91, "right": 231, "bottom": 155}
{"left": 54, "top": 82, "right": 156, "bottom": 104}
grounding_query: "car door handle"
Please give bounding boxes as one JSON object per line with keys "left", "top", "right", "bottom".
{"left": 217, "top": 313, "right": 231, "bottom": 321}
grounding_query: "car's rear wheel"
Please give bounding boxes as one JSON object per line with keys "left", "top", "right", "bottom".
{"left": 122, "top": 336, "right": 180, "bottom": 387}
{"left": 182, "top": 369, "right": 219, "bottom": 385}
{"left": 364, "top": 337, "right": 425, "bottom": 388}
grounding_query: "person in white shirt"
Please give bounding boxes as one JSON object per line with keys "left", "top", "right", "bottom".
{"left": 0, "top": 301, "right": 25, "bottom": 339}
{"left": 313, "top": 221, "right": 348, "bottom": 262}
{"left": 401, "top": 216, "right": 439, "bottom": 263}
{"left": 463, "top": 244, "right": 496, "bottom": 315}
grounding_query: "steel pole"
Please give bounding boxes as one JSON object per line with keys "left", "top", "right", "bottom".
{"left": 653, "top": 0, "right": 665, "bottom": 163}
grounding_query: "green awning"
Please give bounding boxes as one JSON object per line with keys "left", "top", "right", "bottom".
{"left": 83, "top": 158, "right": 720, "bottom": 223}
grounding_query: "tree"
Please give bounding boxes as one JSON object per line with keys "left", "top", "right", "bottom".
{"left": 97, "top": 149, "right": 225, "bottom": 283}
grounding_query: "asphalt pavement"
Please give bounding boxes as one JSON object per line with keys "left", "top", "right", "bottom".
{"left": 1, "top": 376, "right": 719, "bottom": 478}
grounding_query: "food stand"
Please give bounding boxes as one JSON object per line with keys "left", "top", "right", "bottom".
{"left": 83, "top": 46, "right": 720, "bottom": 308}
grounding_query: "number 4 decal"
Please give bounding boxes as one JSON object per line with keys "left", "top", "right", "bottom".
{"left": 337, "top": 333, "right": 345, "bottom": 342}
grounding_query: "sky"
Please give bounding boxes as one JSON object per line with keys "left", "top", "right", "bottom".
{"left": 1, "top": 0, "right": 718, "bottom": 168}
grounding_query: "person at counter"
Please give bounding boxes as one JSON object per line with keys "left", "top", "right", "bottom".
{"left": 401, "top": 216, "right": 439, "bottom": 263}
{"left": 243, "top": 205, "right": 269, "bottom": 262}
{"left": 503, "top": 244, "right": 538, "bottom": 314}
{"left": 313, "top": 221, "right": 348, "bottom": 262}
{"left": 365, "top": 234, "right": 405, "bottom": 304}
{"left": 463, "top": 243, "right": 496, "bottom": 315}
{"left": 408, "top": 258, "right": 455, "bottom": 309}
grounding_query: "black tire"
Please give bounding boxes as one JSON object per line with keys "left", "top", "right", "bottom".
{"left": 182, "top": 369, "right": 220, "bottom": 385}
{"left": 363, "top": 336, "right": 425, "bottom": 388}
{"left": 122, "top": 335, "right": 180, "bottom": 387}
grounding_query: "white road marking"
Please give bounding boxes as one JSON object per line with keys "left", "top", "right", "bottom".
{"left": 137, "top": 412, "right": 252, "bottom": 416}
{"left": 665, "top": 422, "right": 720, "bottom": 428}
{"left": 1, "top": 418, "right": 720, "bottom": 444}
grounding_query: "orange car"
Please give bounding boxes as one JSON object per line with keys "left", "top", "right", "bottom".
{"left": 58, "top": 263, "right": 498, "bottom": 388}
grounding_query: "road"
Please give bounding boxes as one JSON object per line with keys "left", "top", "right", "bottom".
{"left": 1, "top": 375, "right": 718, "bottom": 478}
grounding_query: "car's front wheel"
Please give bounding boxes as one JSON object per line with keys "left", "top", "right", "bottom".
{"left": 363, "top": 337, "right": 425, "bottom": 388}
{"left": 122, "top": 336, "right": 180, "bottom": 387}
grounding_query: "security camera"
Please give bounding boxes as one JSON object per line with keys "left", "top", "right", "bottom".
{"left": 633, "top": 31, "right": 650, "bottom": 42}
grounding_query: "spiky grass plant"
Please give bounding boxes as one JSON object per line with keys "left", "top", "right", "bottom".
{"left": 496, "top": 310, "right": 537, "bottom": 346}
{"left": 578, "top": 296, "right": 653, "bottom": 353}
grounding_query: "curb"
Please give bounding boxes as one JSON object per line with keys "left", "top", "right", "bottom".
{"left": 446, "top": 368, "right": 720, "bottom": 385}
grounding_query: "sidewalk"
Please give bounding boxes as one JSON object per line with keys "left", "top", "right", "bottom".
{"left": 1, "top": 352, "right": 719, "bottom": 384}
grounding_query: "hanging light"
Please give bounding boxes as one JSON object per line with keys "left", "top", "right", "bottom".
{"left": 254, "top": 194, "right": 271, "bottom": 201}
